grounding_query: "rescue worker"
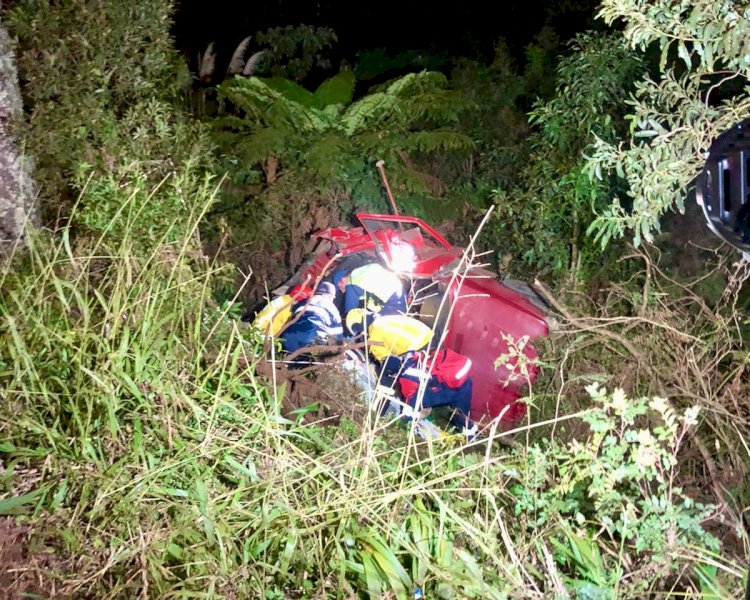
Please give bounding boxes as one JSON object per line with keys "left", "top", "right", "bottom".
{"left": 380, "top": 348, "right": 479, "bottom": 443}
{"left": 280, "top": 282, "right": 343, "bottom": 355}
{"left": 252, "top": 284, "right": 312, "bottom": 338}
{"left": 346, "top": 310, "right": 433, "bottom": 362}
{"left": 332, "top": 263, "right": 407, "bottom": 335}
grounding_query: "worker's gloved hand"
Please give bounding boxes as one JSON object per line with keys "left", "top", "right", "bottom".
{"left": 462, "top": 423, "right": 478, "bottom": 444}
{"left": 399, "top": 403, "right": 421, "bottom": 421}
{"left": 374, "top": 384, "right": 396, "bottom": 400}
{"left": 374, "top": 385, "right": 398, "bottom": 417}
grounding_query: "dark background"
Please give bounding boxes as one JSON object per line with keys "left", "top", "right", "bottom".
{"left": 172, "top": 0, "right": 601, "bottom": 71}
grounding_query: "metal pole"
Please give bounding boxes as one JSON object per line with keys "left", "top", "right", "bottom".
{"left": 376, "top": 159, "right": 400, "bottom": 218}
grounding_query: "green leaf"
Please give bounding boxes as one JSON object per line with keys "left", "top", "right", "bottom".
{"left": 659, "top": 42, "right": 671, "bottom": 72}
{"left": 677, "top": 41, "right": 692, "bottom": 69}
{"left": 50, "top": 480, "right": 68, "bottom": 510}
{"left": 223, "top": 455, "right": 259, "bottom": 481}
{"left": 695, "top": 563, "right": 731, "bottom": 599}
{"left": 360, "top": 550, "right": 383, "bottom": 597}
{"left": 0, "top": 487, "right": 46, "bottom": 515}
{"left": 362, "top": 531, "right": 411, "bottom": 594}
{"left": 314, "top": 71, "right": 355, "bottom": 107}
{"left": 264, "top": 77, "right": 320, "bottom": 108}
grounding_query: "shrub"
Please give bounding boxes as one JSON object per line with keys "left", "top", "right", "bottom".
{"left": 588, "top": 0, "right": 750, "bottom": 245}
{"left": 7, "top": 0, "right": 214, "bottom": 245}
{"left": 487, "top": 32, "right": 644, "bottom": 281}
{"left": 513, "top": 385, "right": 720, "bottom": 596}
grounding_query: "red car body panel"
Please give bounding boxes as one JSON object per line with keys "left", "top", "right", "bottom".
{"left": 438, "top": 270, "right": 547, "bottom": 423}
{"left": 289, "top": 213, "right": 549, "bottom": 425}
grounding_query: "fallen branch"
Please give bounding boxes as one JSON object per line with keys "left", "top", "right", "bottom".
{"left": 534, "top": 279, "right": 651, "bottom": 372}
{"left": 284, "top": 340, "right": 378, "bottom": 363}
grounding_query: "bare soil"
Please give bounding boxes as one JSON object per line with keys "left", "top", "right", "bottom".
{"left": 0, "top": 517, "right": 58, "bottom": 600}
{"left": 254, "top": 355, "right": 369, "bottom": 427}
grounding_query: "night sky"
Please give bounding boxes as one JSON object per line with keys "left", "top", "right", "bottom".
{"left": 173, "top": 0, "right": 600, "bottom": 75}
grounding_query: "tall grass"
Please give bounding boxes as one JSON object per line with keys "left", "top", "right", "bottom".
{"left": 0, "top": 203, "right": 521, "bottom": 598}
{"left": 0, "top": 201, "right": 745, "bottom": 598}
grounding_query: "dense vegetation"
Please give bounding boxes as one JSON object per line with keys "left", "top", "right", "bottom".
{"left": 1, "top": 0, "right": 748, "bottom": 597}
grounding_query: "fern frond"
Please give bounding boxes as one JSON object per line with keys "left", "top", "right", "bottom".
{"left": 227, "top": 36, "right": 252, "bottom": 75}
{"left": 218, "top": 79, "right": 278, "bottom": 124}
{"left": 236, "top": 126, "right": 291, "bottom": 164}
{"left": 263, "top": 77, "right": 320, "bottom": 108}
{"left": 218, "top": 77, "right": 331, "bottom": 133}
{"left": 305, "top": 132, "right": 354, "bottom": 182}
{"left": 321, "top": 103, "right": 345, "bottom": 120}
{"left": 339, "top": 92, "right": 397, "bottom": 136}
{"left": 352, "top": 130, "right": 474, "bottom": 158}
{"left": 340, "top": 72, "right": 469, "bottom": 134}
{"left": 399, "top": 130, "right": 475, "bottom": 153}
{"left": 350, "top": 131, "right": 387, "bottom": 154}
{"left": 386, "top": 71, "right": 448, "bottom": 97}
{"left": 402, "top": 90, "right": 472, "bottom": 125}
{"left": 384, "top": 72, "right": 417, "bottom": 95}
{"left": 213, "top": 127, "right": 293, "bottom": 167}
{"left": 212, "top": 115, "right": 255, "bottom": 132}
{"left": 397, "top": 165, "right": 441, "bottom": 196}
{"left": 395, "top": 148, "right": 452, "bottom": 196}
{"left": 314, "top": 71, "right": 355, "bottom": 107}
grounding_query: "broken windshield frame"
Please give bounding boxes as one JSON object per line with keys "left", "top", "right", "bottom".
{"left": 356, "top": 213, "right": 458, "bottom": 277}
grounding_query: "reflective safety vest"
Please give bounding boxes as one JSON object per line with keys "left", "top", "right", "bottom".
{"left": 367, "top": 315, "right": 433, "bottom": 362}
{"left": 349, "top": 263, "right": 403, "bottom": 305}
{"left": 281, "top": 294, "right": 343, "bottom": 353}
{"left": 252, "top": 295, "right": 295, "bottom": 337}
{"left": 293, "top": 295, "right": 343, "bottom": 338}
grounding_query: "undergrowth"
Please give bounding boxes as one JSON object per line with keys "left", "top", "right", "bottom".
{"left": 1, "top": 1, "right": 748, "bottom": 594}
{"left": 0, "top": 201, "right": 744, "bottom": 598}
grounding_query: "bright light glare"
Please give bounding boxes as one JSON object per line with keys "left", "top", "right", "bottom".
{"left": 389, "top": 241, "right": 416, "bottom": 273}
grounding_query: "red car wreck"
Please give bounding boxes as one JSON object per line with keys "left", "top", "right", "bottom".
{"left": 280, "top": 212, "right": 552, "bottom": 426}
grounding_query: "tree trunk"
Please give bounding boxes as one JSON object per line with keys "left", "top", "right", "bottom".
{"left": 0, "top": 19, "right": 37, "bottom": 259}
{"left": 265, "top": 154, "right": 278, "bottom": 184}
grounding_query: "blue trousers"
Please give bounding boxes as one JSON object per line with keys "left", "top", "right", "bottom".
{"left": 406, "top": 379, "right": 474, "bottom": 430}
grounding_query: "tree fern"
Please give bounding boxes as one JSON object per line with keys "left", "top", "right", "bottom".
{"left": 402, "top": 90, "right": 469, "bottom": 125}
{"left": 399, "top": 130, "right": 475, "bottom": 154}
{"left": 214, "top": 70, "right": 474, "bottom": 205}
{"left": 236, "top": 126, "right": 292, "bottom": 165}
{"left": 305, "top": 133, "right": 356, "bottom": 181}
{"left": 220, "top": 78, "right": 313, "bottom": 132}
{"left": 339, "top": 92, "right": 398, "bottom": 136}
{"left": 380, "top": 71, "right": 469, "bottom": 125}
{"left": 385, "top": 71, "right": 447, "bottom": 96}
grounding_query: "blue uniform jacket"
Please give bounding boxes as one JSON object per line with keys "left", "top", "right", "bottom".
{"left": 342, "top": 263, "right": 407, "bottom": 321}
{"left": 343, "top": 284, "right": 406, "bottom": 319}
{"left": 281, "top": 295, "right": 343, "bottom": 353}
